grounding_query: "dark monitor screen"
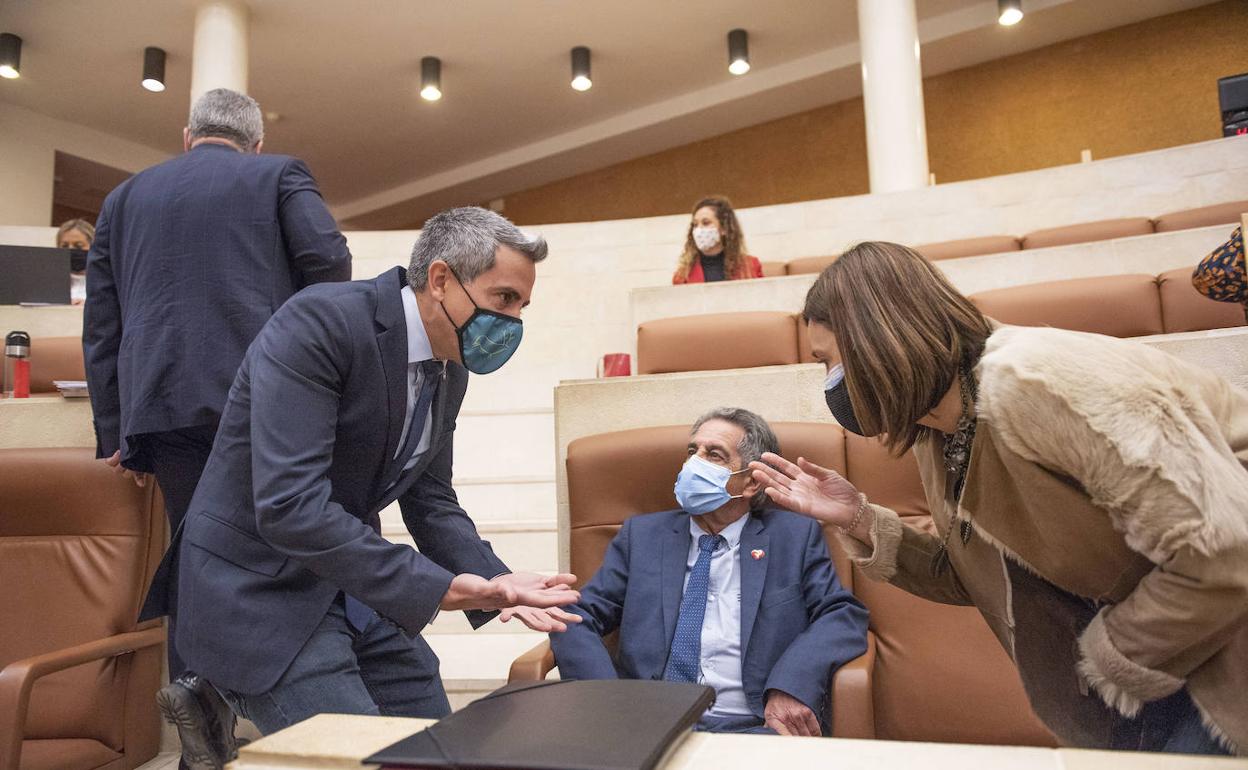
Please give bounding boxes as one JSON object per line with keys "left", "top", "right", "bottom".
{"left": 0, "top": 245, "right": 72, "bottom": 304}
{"left": 1219, "top": 72, "right": 1248, "bottom": 114}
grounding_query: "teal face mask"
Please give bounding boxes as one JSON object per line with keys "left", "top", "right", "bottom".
{"left": 440, "top": 268, "right": 524, "bottom": 375}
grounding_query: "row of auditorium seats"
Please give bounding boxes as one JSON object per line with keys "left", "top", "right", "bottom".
{"left": 750, "top": 199, "right": 1246, "bottom": 277}
{"left": 17, "top": 264, "right": 1245, "bottom": 387}
{"left": 0, "top": 448, "right": 167, "bottom": 770}
{"left": 510, "top": 422, "right": 1058, "bottom": 745}
{"left": 637, "top": 266, "right": 1245, "bottom": 375}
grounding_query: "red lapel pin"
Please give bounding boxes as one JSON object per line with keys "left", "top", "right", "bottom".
{"left": 751, "top": 549, "right": 765, "bottom": 560}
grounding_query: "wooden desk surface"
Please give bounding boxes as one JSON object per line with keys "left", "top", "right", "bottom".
{"left": 228, "top": 714, "right": 1246, "bottom": 770}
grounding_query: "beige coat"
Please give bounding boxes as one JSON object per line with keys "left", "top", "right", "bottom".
{"left": 840, "top": 325, "right": 1248, "bottom": 754}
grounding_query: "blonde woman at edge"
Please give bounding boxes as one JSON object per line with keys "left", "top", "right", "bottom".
{"left": 750, "top": 241, "right": 1247, "bottom": 756}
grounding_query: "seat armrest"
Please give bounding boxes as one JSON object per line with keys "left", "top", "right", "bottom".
{"left": 830, "top": 631, "right": 876, "bottom": 739}
{"left": 0, "top": 626, "right": 166, "bottom": 770}
{"left": 508, "top": 639, "right": 556, "bottom": 682}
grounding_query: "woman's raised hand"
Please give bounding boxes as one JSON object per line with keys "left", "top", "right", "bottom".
{"left": 749, "top": 452, "right": 861, "bottom": 528}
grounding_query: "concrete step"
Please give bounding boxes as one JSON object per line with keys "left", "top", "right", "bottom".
{"left": 383, "top": 521, "right": 558, "bottom": 576}
{"left": 451, "top": 410, "right": 555, "bottom": 480}
{"left": 378, "top": 477, "right": 556, "bottom": 528}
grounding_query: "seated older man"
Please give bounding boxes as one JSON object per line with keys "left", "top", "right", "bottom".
{"left": 550, "top": 407, "right": 868, "bottom": 735}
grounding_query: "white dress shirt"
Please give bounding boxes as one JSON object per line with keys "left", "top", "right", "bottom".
{"left": 683, "top": 514, "right": 752, "bottom": 717}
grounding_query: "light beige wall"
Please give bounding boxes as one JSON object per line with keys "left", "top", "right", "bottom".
{"left": 0, "top": 102, "right": 170, "bottom": 227}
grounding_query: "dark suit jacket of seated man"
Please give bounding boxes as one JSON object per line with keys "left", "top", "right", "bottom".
{"left": 550, "top": 409, "right": 869, "bottom": 736}
{"left": 141, "top": 208, "right": 581, "bottom": 737}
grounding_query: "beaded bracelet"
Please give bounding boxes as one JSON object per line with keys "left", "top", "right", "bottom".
{"left": 837, "top": 492, "right": 869, "bottom": 535}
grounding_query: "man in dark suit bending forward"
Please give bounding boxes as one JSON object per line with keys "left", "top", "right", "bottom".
{"left": 146, "top": 208, "right": 579, "bottom": 767}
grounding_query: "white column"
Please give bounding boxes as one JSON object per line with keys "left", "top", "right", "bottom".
{"left": 857, "top": 0, "right": 930, "bottom": 193}
{"left": 190, "top": 0, "right": 249, "bottom": 106}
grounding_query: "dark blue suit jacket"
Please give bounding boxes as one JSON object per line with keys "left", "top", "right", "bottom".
{"left": 145, "top": 267, "right": 508, "bottom": 695}
{"left": 83, "top": 143, "right": 352, "bottom": 471}
{"left": 550, "top": 509, "right": 868, "bottom": 725}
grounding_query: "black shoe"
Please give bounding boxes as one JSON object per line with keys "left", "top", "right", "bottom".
{"left": 157, "top": 673, "right": 239, "bottom": 770}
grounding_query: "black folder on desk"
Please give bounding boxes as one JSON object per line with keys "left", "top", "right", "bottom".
{"left": 364, "top": 679, "right": 715, "bottom": 770}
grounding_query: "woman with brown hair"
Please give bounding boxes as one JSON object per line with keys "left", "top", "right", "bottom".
{"left": 750, "top": 241, "right": 1247, "bottom": 756}
{"left": 672, "top": 196, "right": 764, "bottom": 284}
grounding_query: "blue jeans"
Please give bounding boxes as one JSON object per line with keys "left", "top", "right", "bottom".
{"left": 1110, "top": 690, "right": 1230, "bottom": 756}
{"left": 219, "top": 596, "right": 450, "bottom": 735}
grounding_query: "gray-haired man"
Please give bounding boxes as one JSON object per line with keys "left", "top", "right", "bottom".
{"left": 84, "top": 87, "right": 352, "bottom": 767}
{"left": 143, "top": 207, "right": 581, "bottom": 767}
{"left": 85, "top": 86, "right": 352, "bottom": 670}
{"left": 550, "top": 407, "right": 869, "bottom": 736}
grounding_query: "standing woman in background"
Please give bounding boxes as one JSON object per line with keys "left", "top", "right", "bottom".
{"left": 672, "top": 196, "right": 764, "bottom": 284}
{"left": 750, "top": 242, "right": 1247, "bottom": 756}
{"left": 57, "top": 218, "right": 94, "bottom": 305}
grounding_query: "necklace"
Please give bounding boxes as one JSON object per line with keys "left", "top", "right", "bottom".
{"left": 931, "top": 365, "right": 978, "bottom": 578}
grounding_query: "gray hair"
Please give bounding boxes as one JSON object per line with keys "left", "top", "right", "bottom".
{"left": 691, "top": 407, "right": 781, "bottom": 511}
{"left": 188, "top": 88, "right": 263, "bottom": 151}
{"left": 408, "top": 207, "right": 547, "bottom": 291}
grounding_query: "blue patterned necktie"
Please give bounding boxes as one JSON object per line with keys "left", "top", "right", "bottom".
{"left": 664, "top": 533, "right": 724, "bottom": 683}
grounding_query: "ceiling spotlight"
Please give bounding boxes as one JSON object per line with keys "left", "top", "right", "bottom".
{"left": 998, "top": 0, "right": 1023, "bottom": 26}
{"left": 728, "top": 29, "right": 750, "bottom": 75}
{"left": 0, "top": 33, "right": 22, "bottom": 79}
{"left": 142, "top": 46, "right": 166, "bottom": 92}
{"left": 571, "top": 46, "right": 591, "bottom": 92}
{"left": 420, "top": 56, "right": 442, "bottom": 101}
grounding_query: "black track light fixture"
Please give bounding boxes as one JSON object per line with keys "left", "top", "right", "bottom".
{"left": 142, "top": 46, "right": 166, "bottom": 92}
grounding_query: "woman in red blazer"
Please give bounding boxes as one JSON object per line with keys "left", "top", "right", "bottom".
{"left": 672, "top": 196, "right": 765, "bottom": 284}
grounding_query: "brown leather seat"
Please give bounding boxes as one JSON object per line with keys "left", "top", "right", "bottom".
{"left": 0, "top": 448, "right": 167, "bottom": 770}
{"left": 785, "top": 255, "right": 838, "bottom": 275}
{"left": 513, "top": 423, "right": 1055, "bottom": 744}
{"left": 970, "top": 274, "right": 1165, "bottom": 338}
{"left": 757, "top": 260, "right": 786, "bottom": 278}
{"left": 1157, "top": 266, "right": 1248, "bottom": 333}
{"left": 29, "top": 336, "right": 86, "bottom": 395}
{"left": 1021, "top": 217, "right": 1155, "bottom": 250}
{"left": 1153, "top": 200, "right": 1248, "bottom": 233}
{"left": 636, "top": 312, "right": 799, "bottom": 374}
{"left": 914, "top": 236, "right": 1021, "bottom": 261}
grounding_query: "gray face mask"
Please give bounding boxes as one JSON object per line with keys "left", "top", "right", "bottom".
{"left": 824, "top": 364, "right": 871, "bottom": 437}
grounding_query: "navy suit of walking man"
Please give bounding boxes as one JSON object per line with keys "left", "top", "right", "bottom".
{"left": 145, "top": 207, "right": 581, "bottom": 766}
{"left": 83, "top": 87, "right": 352, "bottom": 685}
{"left": 551, "top": 408, "right": 868, "bottom": 736}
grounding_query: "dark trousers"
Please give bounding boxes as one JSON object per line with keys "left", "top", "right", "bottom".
{"left": 219, "top": 596, "right": 451, "bottom": 734}
{"left": 142, "top": 423, "right": 218, "bottom": 678}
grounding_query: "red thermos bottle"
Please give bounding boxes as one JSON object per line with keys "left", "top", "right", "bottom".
{"left": 5, "top": 331, "right": 31, "bottom": 399}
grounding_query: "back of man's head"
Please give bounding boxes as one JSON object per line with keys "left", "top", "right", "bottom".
{"left": 187, "top": 88, "right": 264, "bottom": 151}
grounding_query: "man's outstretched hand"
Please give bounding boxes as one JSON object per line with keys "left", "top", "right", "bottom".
{"left": 499, "top": 605, "right": 584, "bottom": 633}
{"left": 440, "top": 571, "right": 579, "bottom": 613}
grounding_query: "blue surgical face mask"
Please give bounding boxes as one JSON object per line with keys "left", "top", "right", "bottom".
{"left": 824, "top": 363, "right": 871, "bottom": 436}
{"left": 440, "top": 268, "right": 524, "bottom": 375}
{"left": 674, "top": 454, "right": 749, "bottom": 516}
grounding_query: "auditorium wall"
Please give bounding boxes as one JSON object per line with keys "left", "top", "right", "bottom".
{"left": 0, "top": 102, "right": 170, "bottom": 227}
{"left": 499, "top": 0, "right": 1248, "bottom": 225}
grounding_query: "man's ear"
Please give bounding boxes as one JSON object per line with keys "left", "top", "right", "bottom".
{"left": 183, "top": 127, "right": 191, "bottom": 152}
{"left": 739, "top": 468, "right": 761, "bottom": 499}
{"left": 426, "top": 260, "right": 450, "bottom": 302}
{"left": 254, "top": 139, "right": 264, "bottom": 155}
